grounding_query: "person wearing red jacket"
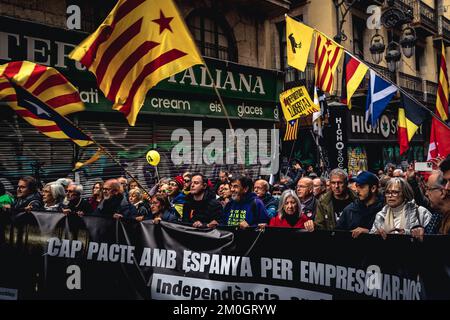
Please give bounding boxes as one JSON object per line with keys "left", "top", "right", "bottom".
{"left": 268, "top": 189, "right": 314, "bottom": 231}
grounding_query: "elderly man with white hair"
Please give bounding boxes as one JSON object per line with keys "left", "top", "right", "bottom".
{"left": 62, "top": 183, "right": 93, "bottom": 217}
{"left": 392, "top": 169, "right": 404, "bottom": 178}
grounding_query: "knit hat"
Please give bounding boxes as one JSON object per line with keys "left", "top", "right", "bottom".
{"left": 172, "top": 176, "right": 184, "bottom": 189}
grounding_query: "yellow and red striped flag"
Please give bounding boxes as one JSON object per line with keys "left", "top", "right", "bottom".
{"left": 283, "top": 119, "right": 299, "bottom": 141}
{"left": 436, "top": 41, "right": 449, "bottom": 121}
{"left": 314, "top": 31, "right": 343, "bottom": 94}
{"left": 0, "top": 61, "right": 92, "bottom": 146}
{"left": 69, "top": 0, "right": 204, "bottom": 126}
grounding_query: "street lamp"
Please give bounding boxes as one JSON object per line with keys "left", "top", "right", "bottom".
{"left": 370, "top": 33, "right": 386, "bottom": 64}
{"left": 369, "top": 1, "right": 416, "bottom": 72}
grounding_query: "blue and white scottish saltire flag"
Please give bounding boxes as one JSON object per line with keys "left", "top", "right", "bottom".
{"left": 365, "top": 69, "right": 397, "bottom": 126}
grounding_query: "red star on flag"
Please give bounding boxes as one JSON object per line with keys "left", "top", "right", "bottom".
{"left": 152, "top": 10, "right": 174, "bottom": 34}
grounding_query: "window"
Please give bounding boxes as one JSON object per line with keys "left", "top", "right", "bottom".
{"left": 415, "top": 46, "right": 424, "bottom": 73}
{"left": 186, "top": 9, "right": 237, "bottom": 62}
{"left": 277, "top": 15, "right": 312, "bottom": 88}
{"left": 67, "top": 0, "right": 115, "bottom": 33}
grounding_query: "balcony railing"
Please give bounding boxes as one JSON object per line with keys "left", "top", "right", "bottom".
{"left": 368, "top": 62, "right": 396, "bottom": 83}
{"left": 397, "top": 0, "right": 415, "bottom": 20}
{"left": 398, "top": 72, "right": 423, "bottom": 101}
{"left": 424, "top": 80, "right": 438, "bottom": 106}
{"left": 413, "top": 1, "right": 437, "bottom": 33}
{"left": 443, "top": 16, "right": 450, "bottom": 41}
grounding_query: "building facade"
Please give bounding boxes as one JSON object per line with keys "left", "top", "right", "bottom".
{"left": 278, "top": 0, "right": 450, "bottom": 174}
{"left": 0, "top": 0, "right": 287, "bottom": 190}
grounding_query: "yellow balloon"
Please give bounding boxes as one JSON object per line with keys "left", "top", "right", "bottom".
{"left": 146, "top": 150, "right": 160, "bottom": 166}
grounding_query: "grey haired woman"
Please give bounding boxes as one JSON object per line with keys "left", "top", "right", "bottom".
{"left": 370, "top": 178, "right": 431, "bottom": 239}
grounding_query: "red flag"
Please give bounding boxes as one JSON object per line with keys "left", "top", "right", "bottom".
{"left": 427, "top": 117, "right": 450, "bottom": 159}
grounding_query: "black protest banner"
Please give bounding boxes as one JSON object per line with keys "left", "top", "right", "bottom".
{"left": 0, "top": 212, "right": 449, "bottom": 300}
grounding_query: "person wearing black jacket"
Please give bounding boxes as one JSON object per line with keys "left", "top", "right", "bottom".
{"left": 93, "top": 179, "right": 137, "bottom": 219}
{"left": 182, "top": 173, "right": 222, "bottom": 228}
{"left": 336, "top": 171, "right": 384, "bottom": 238}
{"left": 12, "top": 176, "right": 43, "bottom": 214}
{"left": 62, "top": 183, "right": 93, "bottom": 217}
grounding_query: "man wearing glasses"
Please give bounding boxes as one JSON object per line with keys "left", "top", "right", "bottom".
{"left": 182, "top": 172, "right": 192, "bottom": 195}
{"left": 424, "top": 171, "right": 450, "bottom": 235}
{"left": 94, "top": 179, "right": 137, "bottom": 220}
{"left": 296, "top": 177, "right": 317, "bottom": 221}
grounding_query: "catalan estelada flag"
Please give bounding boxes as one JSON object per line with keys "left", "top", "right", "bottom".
{"left": 341, "top": 52, "right": 368, "bottom": 109}
{"left": 69, "top": 0, "right": 204, "bottom": 126}
{"left": 283, "top": 119, "right": 299, "bottom": 141}
{"left": 397, "top": 93, "right": 429, "bottom": 155}
{"left": 0, "top": 61, "right": 93, "bottom": 146}
{"left": 314, "top": 31, "right": 343, "bottom": 94}
{"left": 436, "top": 41, "right": 449, "bottom": 121}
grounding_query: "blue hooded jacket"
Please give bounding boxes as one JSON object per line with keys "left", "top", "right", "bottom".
{"left": 221, "top": 192, "right": 269, "bottom": 227}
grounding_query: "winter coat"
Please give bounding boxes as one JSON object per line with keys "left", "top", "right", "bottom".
{"left": 13, "top": 192, "right": 43, "bottom": 213}
{"left": 336, "top": 196, "right": 384, "bottom": 231}
{"left": 261, "top": 193, "right": 279, "bottom": 218}
{"left": 370, "top": 201, "right": 432, "bottom": 235}
{"left": 94, "top": 194, "right": 137, "bottom": 218}
{"left": 269, "top": 213, "right": 310, "bottom": 229}
{"left": 221, "top": 192, "right": 269, "bottom": 226}
{"left": 315, "top": 190, "right": 356, "bottom": 230}
{"left": 300, "top": 196, "right": 317, "bottom": 221}
{"left": 170, "top": 192, "right": 186, "bottom": 218}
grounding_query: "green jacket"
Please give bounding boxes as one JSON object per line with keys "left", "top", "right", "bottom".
{"left": 0, "top": 193, "right": 14, "bottom": 208}
{"left": 315, "top": 190, "right": 357, "bottom": 230}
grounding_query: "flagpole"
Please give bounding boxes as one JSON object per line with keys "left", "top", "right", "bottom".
{"left": 286, "top": 14, "right": 449, "bottom": 129}
{"left": 173, "top": 0, "right": 246, "bottom": 175}
{"left": 67, "top": 116, "right": 152, "bottom": 198}
{"left": 204, "top": 66, "right": 246, "bottom": 174}
{"left": 345, "top": 50, "right": 450, "bottom": 130}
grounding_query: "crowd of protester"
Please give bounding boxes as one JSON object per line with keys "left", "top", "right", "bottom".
{"left": 1, "top": 155, "right": 449, "bottom": 237}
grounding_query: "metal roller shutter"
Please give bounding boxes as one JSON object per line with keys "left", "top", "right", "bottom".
{"left": 0, "top": 108, "right": 74, "bottom": 192}
{"left": 154, "top": 117, "right": 275, "bottom": 183}
{"left": 76, "top": 112, "right": 154, "bottom": 192}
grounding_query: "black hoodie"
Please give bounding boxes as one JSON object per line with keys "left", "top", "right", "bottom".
{"left": 182, "top": 190, "right": 222, "bottom": 224}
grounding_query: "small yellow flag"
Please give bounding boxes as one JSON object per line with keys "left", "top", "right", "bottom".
{"left": 280, "top": 86, "right": 319, "bottom": 121}
{"left": 73, "top": 148, "right": 104, "bottom": 171}
{"left": 286, "top": 16, "right": 314, "bottom": 72}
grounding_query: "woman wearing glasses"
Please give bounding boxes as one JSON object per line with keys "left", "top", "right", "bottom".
{"left": 141, "top": 194, "right": 178, "bottom": 223}
{"left": 370, "top": 178, "right": 432, "bottom": 238}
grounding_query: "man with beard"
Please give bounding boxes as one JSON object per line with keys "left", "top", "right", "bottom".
{"left": 315, "top": 169, "right": 356, "bottom": 230}
{"left": 94, "top": 179, "right": 136, "bottom": 219}
{"left": 222, "top": 175, "right": 269, "bottom": 229}
{"left": 62, "top": 183, "right": 93, "bottom": 217}
{"left": 182, "top": 173, "right": 222, "bottom": 228}
{"left": 336, "top": 171, "right": 384, "bottom": 238}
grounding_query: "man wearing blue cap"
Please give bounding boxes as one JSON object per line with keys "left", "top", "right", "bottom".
{"left": 336, "top": 171, "right": 384, "bottom": 238}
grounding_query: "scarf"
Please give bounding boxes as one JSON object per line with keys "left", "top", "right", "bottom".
{"left": 384, "top": 202, "right": 406, "bottom": 233}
